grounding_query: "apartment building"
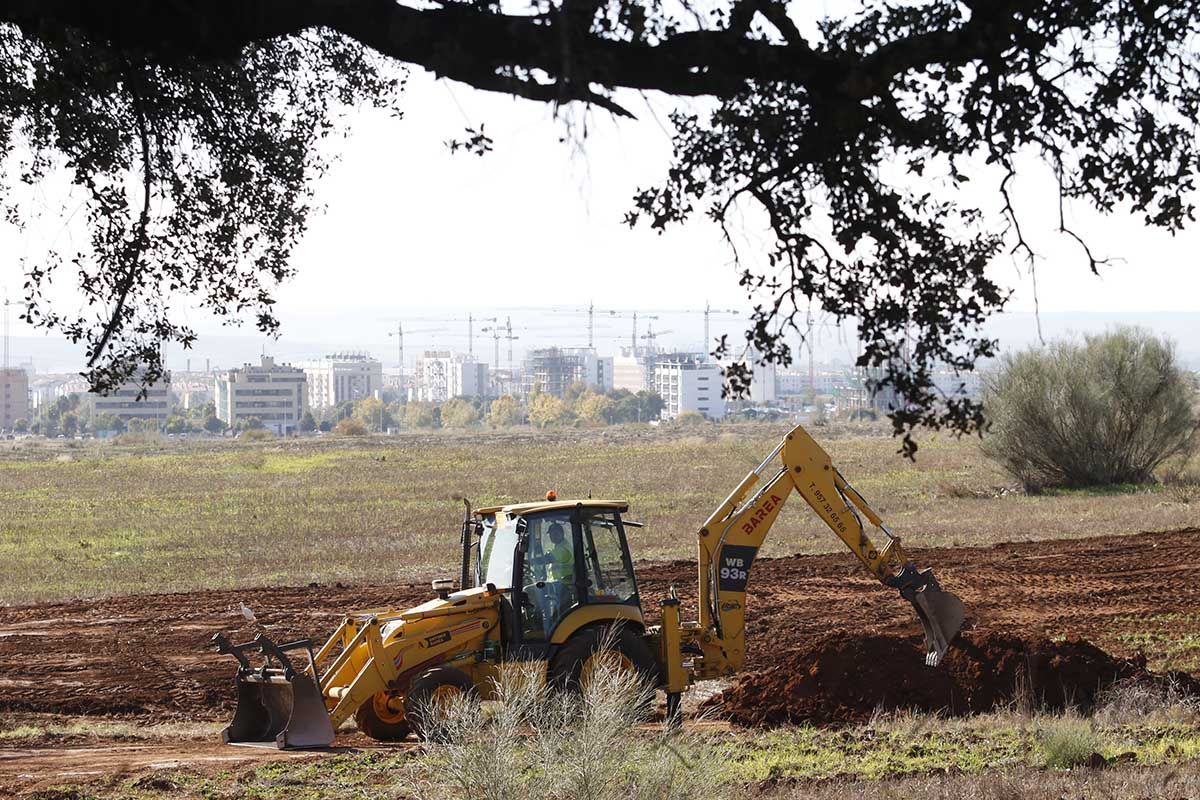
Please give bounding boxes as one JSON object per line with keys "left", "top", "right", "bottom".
{"left": 653, "top": 355, "right": 725, "bottom": 420}
{"left": 301, "top": 353, "right": 382, "bottom": 409}
{"left": 216, "top": 356, "right": 307, "bottom": 434}
{"left": 521, "top": 347, "right": 612, "bottom": 398}
{"left": 90, "top": 379, "right": 172, "bottom": 426}
{"left": 612, "top": 349, "right": 657, "bottom": 393}
{"left": 416, "top": 351, "right": 490, "bottom": 403}
{"left": 0, "top": 368, "right": 29, "bottom": 430}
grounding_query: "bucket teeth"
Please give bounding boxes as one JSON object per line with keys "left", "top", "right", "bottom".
{"left": 890, "top": 566, "right": 965, "bottom": 667}
{"left": 911, "top": 583, "right": 966, "bottom": 667}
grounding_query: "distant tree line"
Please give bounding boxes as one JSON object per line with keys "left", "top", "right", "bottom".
{"left": 317, "top": 383, "right": 669, "bottom": 434}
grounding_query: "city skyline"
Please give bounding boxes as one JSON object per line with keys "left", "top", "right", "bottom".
{"left": 5, "top": 308, "right": 1199, "bottom": 378}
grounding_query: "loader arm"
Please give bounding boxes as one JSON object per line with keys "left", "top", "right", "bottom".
{"left": 692, "top": 424, "right": 964, "bottom": 675}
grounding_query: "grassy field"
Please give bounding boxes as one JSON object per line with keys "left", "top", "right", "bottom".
{"left": 0, "top": 423, "right": 1196, "bottom": 604}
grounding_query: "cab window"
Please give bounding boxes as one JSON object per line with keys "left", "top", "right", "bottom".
{"left": 581, "top": 511, "right": 637, "bottom": 604}
{"left": 478, "top": 519, "right": 517, "bottom": 589}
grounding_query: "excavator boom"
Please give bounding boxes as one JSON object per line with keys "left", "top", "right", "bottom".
{"left": 693, "top": 424, "right": 964, "bottom": 672}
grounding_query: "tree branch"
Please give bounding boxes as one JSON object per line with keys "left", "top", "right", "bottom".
{"left": 88, "top": 59, "right": 152, "bottom": 368}
{"left": 4, "top": 0, "right": 1030, "bottom": 108}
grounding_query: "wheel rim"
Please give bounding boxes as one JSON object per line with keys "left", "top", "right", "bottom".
{"left": 428, "top": 683, "right": 463, "bottom": 713}
{"left": 579, "top": 650, "right": 635, "bottom": 690}
{"left": 372, "top": 691, "right": 407, "bottom": 725}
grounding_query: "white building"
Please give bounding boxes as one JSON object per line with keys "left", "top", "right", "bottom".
{"left": 563, "top": 348, "right": 613, "bottom": 393}
{"left": 301, "top": 353, "right": 383, "bottom": 410}
{"left": 613, "top": 349, "right": 656, "bottom": 393}
{"left": 90, "top": 379, "right": 172, "bottom": 426}
{"left": 777, "top": 369, "right": 843, "bottom": 397}
{"left": 0, "top": 368, "right": 29, "bottom": 430}
{"left": 653, "top": 355, "right": 725, "bottom": 420}
{"left": 216, "top": 356, "right": 307, "bottom": 434}
{"left": 416, "top": 351, "right": 490, "bottom": 403}
{"left": 718, "top": 348, "right": 777, "bottom": 404}
{"left": 750, "top": 358, "right": 778, "bottom": 404}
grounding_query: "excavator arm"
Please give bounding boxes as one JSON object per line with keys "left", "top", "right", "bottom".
{"left": 684, "top": 424, "right": 964, "bottom": 682}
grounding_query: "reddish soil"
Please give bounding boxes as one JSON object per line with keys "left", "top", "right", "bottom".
{"left": 1, "top": 528, "right": 1199, "bottom": 788}
{"left": 712, "top": 630, "right": 1200, "bottom": 727}
{"left": 0, "top": 528, "right": 1197, "bottom": 722}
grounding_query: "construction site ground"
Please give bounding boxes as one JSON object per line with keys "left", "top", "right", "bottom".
{"left": 2, "top": 527, "right": 1199, "bottom": 792}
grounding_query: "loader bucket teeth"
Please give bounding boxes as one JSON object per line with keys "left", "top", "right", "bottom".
{"left": 222, "top": 674, "right": 334, "bottom": 749}
{"left": 905, "top": 572, "right": 965, "bottom": 667}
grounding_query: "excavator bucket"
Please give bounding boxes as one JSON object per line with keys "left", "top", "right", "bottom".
{"left": 896, "top": 568, "right": 965, "bottom": 667}
{"left": 213, "top": 633, "right": 335, "bottom": 749}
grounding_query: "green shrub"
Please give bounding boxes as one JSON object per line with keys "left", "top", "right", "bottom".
{"left": 982, "top": 327, "right": 1198, "bottom": 491}
{"left": 440, "top": 398, "right": 480, "bottom": 428}
{"left": 1036, "top": 715, "right": 1102, "bottom": 769}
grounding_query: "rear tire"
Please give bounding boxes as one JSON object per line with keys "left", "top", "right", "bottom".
{"left": 404, "top": 666, "right": 477, "bottom": 741}
{"left": 354, "top": 691, "right": 412, "bottom": 742}
{"left": 549, "top": 625, "right": 660, "bottom": 696}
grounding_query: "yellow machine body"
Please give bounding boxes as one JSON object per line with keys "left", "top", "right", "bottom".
{"left": 315, "top": 586, "right": 503, "bottom": 729}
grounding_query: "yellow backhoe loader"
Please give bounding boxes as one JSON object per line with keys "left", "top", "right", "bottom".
{"left": 214, "top": 423, "right": 965, "bottom": 748}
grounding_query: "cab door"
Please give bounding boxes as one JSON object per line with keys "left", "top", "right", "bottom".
{"left": 509, "top": 510, "right": 582, "bottom": 659}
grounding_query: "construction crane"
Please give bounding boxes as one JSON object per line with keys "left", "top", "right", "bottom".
{"left": 387, "top": 323, "right": 452, "bottom": 388}
{"left": 596, "top": 310, "right": 658, "bottom": 355}
{"left": 639, "top": 325, "right": 674, "bottom": 350}
{"left": 478, "top": 318, "right": 520, "bottom": 369}
{"left": 468, "top": 315, "right": 498, "bottom": 360}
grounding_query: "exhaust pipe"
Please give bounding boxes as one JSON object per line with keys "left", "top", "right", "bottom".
{"left": 888, "top": 565, "right": 966, "bottom": 667}
{"left": 213, "top": 633, "right": 335, "bottom": 749}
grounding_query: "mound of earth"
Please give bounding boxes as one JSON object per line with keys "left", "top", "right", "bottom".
{"left": 708, "top": 630, "right": 1200, "bottom": 727}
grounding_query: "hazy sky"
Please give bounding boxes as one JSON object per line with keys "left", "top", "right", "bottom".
{"left": 268, "top": 70, "right": 1200, "bottom": 318}
{"left": 2, "top": 16, "right": 1199, "bottom": 370}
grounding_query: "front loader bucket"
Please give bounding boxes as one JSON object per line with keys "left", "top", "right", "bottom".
{"left": 892, "top": 566, "right": 965, "bottom": 667}
{"left": 213, "top": 632, "right": 335, "bottom": 749}
{"left": 222, "top": 673, "right": 335, "bottom": 749}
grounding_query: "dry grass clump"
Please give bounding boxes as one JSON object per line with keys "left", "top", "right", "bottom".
{"left": 1094, "top": 678, "right": 1200, "bottom": 726}
{"left": 398, "top": 657, "right": 725, "bottom": 800}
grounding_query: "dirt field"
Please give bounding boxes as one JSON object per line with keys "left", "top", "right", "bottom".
{"left": 2, "top": 527, "right": 1198, "bottom": 789}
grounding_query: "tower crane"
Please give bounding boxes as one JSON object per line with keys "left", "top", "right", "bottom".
{"left": 639, "top": 325, "right": 674, "bottom": 351}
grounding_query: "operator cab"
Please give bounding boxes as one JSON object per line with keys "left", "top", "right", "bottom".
{"left": 469, "top": 500, "right": 641, "bottom": 658}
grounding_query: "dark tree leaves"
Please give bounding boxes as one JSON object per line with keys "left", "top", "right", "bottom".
{"left": 0, "top": 24, "right": 402, "bottom": 395}
{"left": 627, "top": 1, "right": 1200, "bottom": 455}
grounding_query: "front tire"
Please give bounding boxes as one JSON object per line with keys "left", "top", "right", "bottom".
{"left": 404, "top": 666, "right": 477, "bottom": 741}
{"left": 549, "top": 625, "right": 660, "bottom": 696}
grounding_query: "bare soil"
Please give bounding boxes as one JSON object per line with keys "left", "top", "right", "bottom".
{"left": 712, "top": 631, "right": 1200, "bottom": 727}
{"left": 2, "top": 527, "right": 1198, "bottom": 789}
